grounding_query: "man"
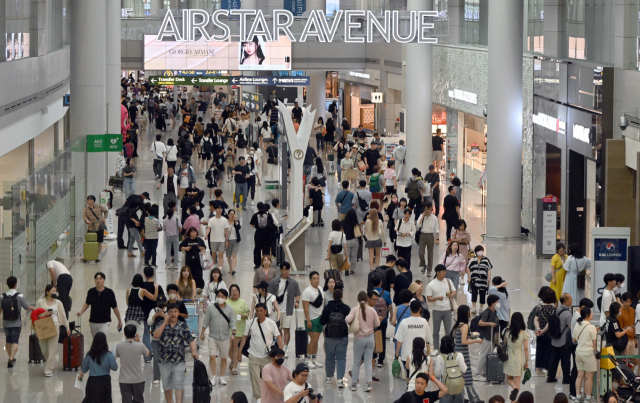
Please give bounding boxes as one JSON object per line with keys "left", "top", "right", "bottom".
{"left": 600, "top": 273, "right": 617, "bottom": 327}
{"left": 318, "top": 288, "right": 350, "bottom": 385}
{"left": 395, "top": 300, "right": 433, "bottom": 370}
{"left": 270, "top": 104, "right": 280, "bottom": 143}
{"left": 158, "top": 166, "right": 179, "bottom": 216}
{"left": 200, "top": 289, "right": 236, "bottom": 386}
{"left": 424, "top": 165, "right": 440, "bottom": 216}
{"left": 393, "top": 259, "right": 413, "bottom": 306}
{"left": 153, "top": 303, "right": 198, "bottom": 403}
{"left": 83, "top": 195, "right": 108, "bottom": 246}
{"left": 354, "top": 180, "right": 372, "bottom": 225}
{"left": 151, "top": 134, "right": 167, "bottom": 179}
{"left": 197, "top": 95, "right": 207, "bottom": 120}
{"left": 442, "top": 186, "right": 461, "bottom": 241}
{"left": 395, "top": 373, "right": 448, "bottom": 403}
{"left": 177, "top": 159, "right": 196, "bottom": 199}
{"left": 250, "top": 203, "right": 277, "bottom": 269}
{"left": 206, "top": 202, "right": 229, "bottom": 269}
{"left": 475, "top": 294, "right": 500, "bottom": 381}
{"left": 115, "top": 324, "right": 150, "bottom": 403}
{"left": 301, "top": 271, "right": 324, "bottom": 369}
{"left": 47, "top": 259, "right": 73, "bottom": 317}
{"left": 77, "top": 272, "right": 123, "bottom": 337}
{"left": 614, "top": 273, "right": 626, "bottom": 303}
{"left": 291, "top": 101, "right": 303, "bottom": 122}
{"left": 416, "top": 202, "right": 440, "bottom": 276}
{"left": 367, "top": 255, "right": 397, "bottom": 294}
{"left": 239, "top": 303, "right": 283, "bottom": 402}
{"left": 354, "top": 124, "right": 367, "bottom": 147}
{"left": 335, "top": 181, "right": 355, "bottom": 220}
{"left": 426, "top": 265, "right": 456, "bottom": 350}
{"left": 406, "top": 168, "right": 426, "bottom": 218}
{"left": 371, "top": 277, "right": 393, "bottom": 368}
{"left": 166, "top": 284, "right": 189, "bottom": 321}
{"left": 141, "top": 266, "right": 162, "bottom": 363}
{"left": 363, "top": 142, "right": 383, "bottom": 182}
{"left": 0, "top": 276, "right": 34, "bottom": 367}
{"left": 303, "top": 145, "right": 317, "bottom": 177}
{"left": 261, "top": 348, "right": 293, "bottom": 403}
{"left": 432, "top": 128, "right": 444, "bottom": 172}
{"left": 547, "top": 293, "right": 574, "bottom": 384}
{"left": 395, "top": 210, "right": 416, "bottom": 266}
{"left": 292, "top": 118, "right": 300, "bottom": 133}
{"left": 232, "top": 156, "right": 250, "bottom": 209}
{"left": 268, "top": 262, "right": 301, "bottom": 357}
{"left": 266, "top": 139, "right": 278, "bottom": 180}
{"left": 188, "top": 97, "right": 198, "bottom": 122}
{"left": 392, "top": 139, "right": 406, "bottom": 180}
{"left": 371, "top": 132, "right": 385, "bottom": 156}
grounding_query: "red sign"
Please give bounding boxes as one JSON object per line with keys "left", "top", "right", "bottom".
{"left": 432, "top": 110, "right": 446, "bottom": 125}
{"left": 542, "top": 194, "right": 557, "bottom": 203}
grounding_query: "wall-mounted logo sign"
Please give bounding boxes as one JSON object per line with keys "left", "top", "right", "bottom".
{"left": 293, "top": 149, "right": 304, "bottom": 159}
{"left": 573, "top": 123, "right": 590, "bottom": 144}
{"left": 447, "top": 89, "right": 477, "bottom": 105}
{"left": 533, "top": 112, "right": 566, "bottom": 134}
{"left": 371, "top": 92, "right": 383, "bottom": 103}
{"left": 350, "top": 71, "right": 370, "bottom": 79}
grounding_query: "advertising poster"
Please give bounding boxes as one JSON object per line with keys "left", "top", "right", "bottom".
{"left": 593, "top": 237, "right": 628, "bottom": 311}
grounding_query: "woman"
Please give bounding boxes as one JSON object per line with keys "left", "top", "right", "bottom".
{"left": 163, "top": 204, "right": 181, "bottom": 269}
{"left": 324, "top": 117, "right": 335, "bottom": 153}
{"left": 326, "top": 117, "right": 336, "bottom": 148}
{"left": 517, "top": 392, "right": 534, "bottom": 403}
{"left": 395, "top": 208, "right": 416, "bottom": 265}
{"left": 253, "top": 255, "right": 277, "bottom": 290}
{"left": 384, "top": 160, "right": 397, "bottom": 195}
{"left": 179, "top": 227, "right": 206, "bottom": 289}
{"left": 175, "top": 266, "right": 197, "bottom": 301}
{"left": 231, "top": 391, "right": 250, "bottom": 403}
{"left": 182, "top": 205, "right": 201, "bottom": 234}
{"left": 246, "top": 156, "right": 260, "bottom": 206}
{"left": 451, "top": 219, "right": 472, "bottom": 267}
{"left": 440, "top": 241, "right": 466, "bottom": 291}
{"left": 574, "top": 307, "right": 597, "bottom": 401}
{"left": 411, "top": 280, "right": 431, "bottom": 322}
{"left": 250, "top": 281, "right": 281, "bottom": 323}
{"left": 227, "top": 284, "right": 249, "bottom": 375}
{"left": 342, "top": 209, "right": 359, "bottom": 276}
{"left": 606, "top": 302, "right": 633, "bottom": 355}
{"left": 35, "top": 284, "right": 70, "bottom": 376}
{"left": 314, "top": 117, "right": 325, "bottom": 152}
{"left": 602, "top": 392, "right": 618, "bottom": 403}
{"left": 434, "top": 335, "right": 467, "bottom": 403}
{"left": 78, "top": 332, "right": 118, "bottom": 403}
{"left": 452, "top": 305, "right": 483, "bottom": 403}
{"left": 364, "top": 208, "right": 386, "bottom": 271}
{"left": 204, "top": 268, "right": 228, "bottom": 309}
{"left": 340, "top": 149, "right": 355, "bottom": 185}
{"left": 308, "top": 177, "right": 324, "bottom": 227}
{"left": 504, "top": 312, "right": 530, "bottom": 403}
{"left": 334, "top": 139, "right": 348, "bottom": 179}
{"left": 323, "top": 277, "right": 337, "bottom": 303}
{"left": 554, "top": 393, "right": 569, "bottom": 403}
{"left": 533, "top": 286, "right": 557, "bottom": 376}
{"left": 488, "top": 276, "right": 510, "bottom": 332}
{"left": 226, "top": 210, "right": 241, "bottom": 275}
{"left": 327, "top": 219, "right": 347, "bottom": 272}
{"left": 125, "top": 273, "right": 158, "bottom": 337}
{"left": 122, "top": 158, "right": 136, "bottom": 199}
{"left": 260, "top": 121, "right": 271, "bottom": 147}
{"left": 240, "top": 36, "right": 266, "bottom": 65}
{"left": 550, "top": 243, "right": 567, "bottom": 300}
{"left": 467, "top": 245, "right": 493, "bottom": 314}
{"left": 562, "top": 243, "right": 592, "bottom": 302}
{"left": 346, "top": 291, "right": 380, "bottom": 392}
{"left": 405, "top": 337, "right": 433, "bottom": 392}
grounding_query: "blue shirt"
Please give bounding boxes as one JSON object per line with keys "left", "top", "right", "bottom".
{"left": 374, "top": 287, "right": 392, "bottom": 325}
{"left": 393, "top": 304, "right": 412, "bottom": 335}
{"left": 81, "top": 352, "right": 118, "bottom": 377}
{"left": 335, "top": 190, "right": 355, "bottom": 214}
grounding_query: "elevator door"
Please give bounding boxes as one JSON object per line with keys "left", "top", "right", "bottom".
{"left": 568, "top": 150, "right": 586, "bottom": 251}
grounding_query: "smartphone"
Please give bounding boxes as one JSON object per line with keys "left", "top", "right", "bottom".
{"left": 47, "top": 309, "right": 53, "bottom": 312}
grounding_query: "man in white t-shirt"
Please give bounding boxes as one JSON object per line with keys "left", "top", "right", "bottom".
{"left": 600, "top": 273, "right": 617, "bottom": 327}
{"left": 426, "top": 265, "right": 456, "bottom": 350}
{"left": 47, "top": 259, "right": 73, "bottom": 317}
{"left": 301, "top": 271, "right": 324, "bottom": 369}
{"left": 268, "top": 262, "right": 301, "bottom": 358}
{"left": 395, "top": 300, "right": 433, "bottom": 366}
{"left": 206, "top": 202, "right": 229, "bottom": 269}
{"left": 150, "top": 134, "right": 167, "bottom": 179}
{"left": 239, "top": 304, "right": 283, "bottom": 401}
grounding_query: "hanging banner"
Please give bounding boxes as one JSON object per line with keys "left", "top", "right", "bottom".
{"left": 284, "top": 0, "right": 306, "bottom": 16}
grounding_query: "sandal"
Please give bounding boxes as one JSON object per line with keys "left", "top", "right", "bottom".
{"left": 231, "top": 369, "right": 238, "bottom": 375}
{"left": 350, "top": 270, "right": 355, "bottom": 274}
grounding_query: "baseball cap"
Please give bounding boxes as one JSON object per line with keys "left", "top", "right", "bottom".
{"left": 295, "top": 363, "right": 310, "bottom": 373}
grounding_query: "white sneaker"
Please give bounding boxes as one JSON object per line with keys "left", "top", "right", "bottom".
{"left": 363, "top": 383, "right": 372, "bottom": 392}
{"left": 473, "top": 375, "right": 486, "bottom": 382}
{"left": 306, "top": 360, "right": 316, "bottom": 369}
{"left": 350, "top": 383, "right": 357, "bottom": 391}
{"left": 210, "top": 376, "right": 217, "bottom": 385}
{"left": 219, "top": 377, "right": 227, "bottom": 386}
{"left": 153, "top": 380, "right": 160, "bottom": 385}
{"left": 256, "top": 399, "right": 261, "bottom": 403}
{"left": 251, "top": 201, "right": 255, "bottom": 206}
{"left": 284, "top": 348, "right": 289, "bottom": 358}
{"left": 313, "top": 361, "right": 323, "bottom": 368}
{"left": 325, "top": 377, "right": 332, "bottom": 384}
{"left": 338, "top": 379, "right": 345, "bottom": 388}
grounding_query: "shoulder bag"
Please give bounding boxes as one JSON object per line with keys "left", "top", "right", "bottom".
{"left": 214, "top": 303, "right": 231, "bottom": 329}
{"left": 88, "top": 207, "right": 107, "bottom": 233}
{"left": 348, "top": 307, "right": 360, "bottom": 334}
{"left": 447, "top": 277, "right": 459, "bottom": 312}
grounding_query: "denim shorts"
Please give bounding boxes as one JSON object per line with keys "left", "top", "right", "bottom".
{"left": 159, "top": 361, "right": 186, "bottom": 391}
{"left": 4, "top": 326, "right": 21, "bottom": 344}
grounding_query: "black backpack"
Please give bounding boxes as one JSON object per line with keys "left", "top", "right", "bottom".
{"left": 469, "top": 315, "right": 481, "bottom": 333}
{"left": 236, "top": 134, "right": 247, "bottom": 149}
{"left": 547, "top": 310, "right": 564, "bottom": 340}
{"left": 2, "top": 293, "right": 20, "bottom": 321}
{"left": 325, "top": 307, "right": 347, "bottom": 338}
{"left": 357, "top": 192, "right": 369, "bottom": 211}
{"left": 128, "top": 128, "right": 138, "bottom": 143}
{"left": 367, "top": 266, "right": 392, "bottom": 292}
{"left": 193, "top": 359, "right": 210, "bottom": 387}
{"left": 202, "top": 138, "right": 213, "bottom": 154}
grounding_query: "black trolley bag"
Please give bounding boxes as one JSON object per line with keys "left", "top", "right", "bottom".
{"left": 294, "top": 308, "right": 308, "bottom": 358}
{"left": 485, "top": 325, "right": 505, "bottom": 383}
{"left": 29, "top": 332, "right": 45, "bottom": 363}
{"left": 193, "top": 359, "right": 212, "bottom": 403}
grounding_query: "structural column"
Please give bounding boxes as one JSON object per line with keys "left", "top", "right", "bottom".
{"left": 106, "top": 0, "right": 121, "bottom": 177}
{"left": 486, "top": 0, "right": 523, "bottom": 238}
{"left": 405, "top": 0, "right": 432, "bottom": 178}
{"left": 70, "top": 0, "right": 107, "bottom": 198}
{"left": 307, "top": 71, "right": 326, "bottom": 122}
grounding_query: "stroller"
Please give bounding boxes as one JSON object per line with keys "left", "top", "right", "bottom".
{"left": 609, "top": 355, "right": 640, "bottom": 402}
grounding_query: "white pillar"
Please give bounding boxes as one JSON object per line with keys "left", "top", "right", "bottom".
{"left": 70, "top": 0, "right": 107, "bottom": 198}
{"left": 307, "top": 71, "right": 326, "bottom": 123}
{"left": 486, "top": 0, "right": 523, "bottom": 238}
{"left": 106, "top": 0, "right": 121, "bottom": 176}
{"left": 405, "top": 0, "right": 432, "bottom": 178}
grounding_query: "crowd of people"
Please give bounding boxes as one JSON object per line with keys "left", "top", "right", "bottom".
{"left": 2, "top": 76, "right": 631, "bottom": 403}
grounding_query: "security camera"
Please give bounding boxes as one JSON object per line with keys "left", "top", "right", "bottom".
{"left": 619, "top": 115, "right": 628, "bottom": 131}
{"left": 483, "top": 106, "right": 487, "bottom": 118}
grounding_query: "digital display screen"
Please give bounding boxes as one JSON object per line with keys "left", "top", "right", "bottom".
{"left": 144, "top": 35, "right": 292, "bottom": 71}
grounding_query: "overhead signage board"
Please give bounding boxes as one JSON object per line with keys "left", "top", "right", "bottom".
{"left": 221, "top": 0, "right": 241, "bottom": 9}
{"left": 284, "top": 0, "right": 306, "bottom": 17}
{"left": 163, "top": 70, "right": 227, "bottom": 77}
{"left": 242, "top": 91, "right": 263, "bottom": 112}
{"left": 371, "top": 92, "right": 383, "bottom": 103}
{"left": 149, "top": 76, "right": 231, "bottom": 86}
{"left": 86, "top": 134, "right": 123, "bottom": 153}
{"left": 150, "top": 75, "right": 310, "bottom": 86}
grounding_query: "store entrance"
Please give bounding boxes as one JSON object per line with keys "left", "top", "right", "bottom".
{"left": 545, "top": 143, "right": 561, "bottom": 243}
{"left": 568, "top": 150, "right": 586, "bottom": 252}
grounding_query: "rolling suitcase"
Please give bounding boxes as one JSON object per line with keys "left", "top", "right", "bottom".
{"left": 63, "top": 326, "right": 84, "bottom": 371}
{"left": 83, "top": 232, "right": 100, "bottom": 263}
{"left": 276, "top": 244, "right": 285, "bottom": 266}
{"left": 485, "top": 326, "right": 504, "bottom": 383}
{"left": 326, "top": 161, "right": 335, "bottom": 174}
{"left": 193, "top": 359, "right": 212, "bottom": 403}
{"left": 29, "top": 332, "right": 45, "bottom": 363}
{"left": 123, "top": 143, "right": 134, "bottom": 158}
{"left": 294, "top": 311, "right": 308, "bottom": 358}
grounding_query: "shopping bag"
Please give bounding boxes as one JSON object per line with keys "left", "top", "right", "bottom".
{"left": 392, "top": 358, "right": 401, "bottom": 378}
{"left": 34, "top": 316, "right": 57, "bottom": 340}
{"left": 357, "top": 161, "right": 366, "bottom": 171}
{"left": 374, "top": 329, "right": 383, "bottom": 353}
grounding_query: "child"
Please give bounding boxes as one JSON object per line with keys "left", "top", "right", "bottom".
{"left": 226, "top": 147, "right": 235, "bottom": 182}
{"left": 144, "top": 205, "right": 162, "bottom": 267}
{"left": 467, "top": 245, "right": 493, "bottom": 314}
{"left": 369, "top": 165, "right": 382, "bottom": 193}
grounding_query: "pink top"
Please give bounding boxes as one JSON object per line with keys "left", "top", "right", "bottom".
{"left": 183, "top": 214, "right": 200, "bottom": 233}
{"left": 440, "top": 252, "right": 466, "bottom": 273}
{"left": 451, "top": 229, "right": 472, "bottom": 264}
{"left": 345, "top": 305, "right": 380, "bottom": 339}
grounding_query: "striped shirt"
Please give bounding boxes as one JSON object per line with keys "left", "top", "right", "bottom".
{"left": 468, "top": 256, "right": 493, "bottom": 291}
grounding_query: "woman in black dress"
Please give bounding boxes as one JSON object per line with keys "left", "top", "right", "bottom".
{"left": 179, "top": 227, "right": 206, "bottom": 289}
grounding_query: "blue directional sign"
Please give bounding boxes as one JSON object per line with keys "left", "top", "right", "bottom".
{"left": 222, "top": 0, "right": 241, "bottom": 9}
{"left": 284, "top": 0, "right": 306, "bottom": 16}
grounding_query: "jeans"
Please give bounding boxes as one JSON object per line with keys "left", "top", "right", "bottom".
{"left": 547, "top": 345, "right": 571, "bottom": 382}
{"left": 351, "top": 333, "right": 375, "bottom": 384}
{"left": 408, "top": 197, "right": 424, "bottom": 218}
{"left": 418, "top": 232, "right": 435, "bottom": 272}
{"left": 120, "top": 382, "right": 145, "bottom": 403}
{"left": 445, "top": 270, "right": 460, "bottom": 291}
{"left": 235, "top": 182, "right": 248, "bottom": 208}
{"left": 127, "top": 227, "right": 144, "bottom": 253}
{"left": 345, "top": 238, "right": 359, "bottom": 275}
{"left": 441, "top": 393, "right": 465, "bottom": 403}
{"left": 316, "top": 137, "right": 324, "bottom": 151}
{"left": 165, "top": 235, "right": 180, "bottom": 266}
{"left": 143, "top": 321, "right": 152, "bottom": 362}
{"left": 336, "top": 158, "right": 342, "bottom": 177}
{"left": 57, "top": 273, "right": 73, "bottom": 318}
{"left": 124, "top": 177, "right": 135, "bottom": 199}
{"left": 432, "top": 310, "right": 453, "bottom": 350}
{"left": 153, "top": 159, "right": 163, "bottom": 178}
{"left": 152, "top": 340, "right": 161, "bottom": 381}
{"left": 325, "top": 337, "right": 349, "bottom": 379}
{"left": 303, "top": 165, "right": 313, "bottom": 177}
{"left": 145, "top": 238, "right": 158, "bottom": 265}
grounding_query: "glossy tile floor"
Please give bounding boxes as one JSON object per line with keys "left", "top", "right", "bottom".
{"left": 1, "top": 114, "right": 566, "bottom": 403}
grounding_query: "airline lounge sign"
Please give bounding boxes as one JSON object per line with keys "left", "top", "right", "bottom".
{"left": 157, "top": 9, "right": 438, "bottom": 44}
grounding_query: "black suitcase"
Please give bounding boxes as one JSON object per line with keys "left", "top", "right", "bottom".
{"left": 193, "top": 359, "right": 212, "bottom": 403}
{"left": 276, "top": 244, "right": 285, "bottom": 266}
{"left": 485, "top": 327, "right": 504, "bottom": 383}
{"left": 193, "top": 384, "right": 212, "bottom": 403}
{"left": 29, "top": 333, "right": 45, "bottom": 363}
{"left": 294, "top": 312, "right": 308, "bottom": 358}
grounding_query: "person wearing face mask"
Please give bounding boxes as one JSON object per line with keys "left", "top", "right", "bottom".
{"left": 474, "top": 294, "right": 500, "bottom": 382}
{"left": 165, "top": 284, "right": 189, "bottom": 322}
{"left": 35, "top": 284, "right": 70, "bottom": 376}
{"left": 261, "top": 348, "right": 293, "bottom": 403}
{"left": 200, "top": 289, "right": 236, "bottom": 386}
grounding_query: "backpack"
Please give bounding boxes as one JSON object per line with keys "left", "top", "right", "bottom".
{"left": 324, "top": 269, "right": 344, "bottom": 290}
{"left": 161, "top": 104, "right": 168, "bottom": 116}
{"left": 202, "top": 138, "right": 213, "bottom": 154}
{"left": 257, "top": 213, "right": 268, "bottom": 229}
{"left": 356, "top": 192, "right": 369, "bottom": 211}
{"left": 236, "top": 134, "right": 247, "bottom": 149}
{"left": 193, "top": 359, "right": 211, "bottom": 388}
{"left": 368, "top": 266, "right": 393, "bottom": 292}
{"left": 374, "top": 292, "right": 389, "bottom": 319}
{"left": 406, "top": 179, "right": 420, "bottom": 199}
{"left": 325, "top": 307, "right": 347, "bottom": 338}
{"left": 527, "top": 304, "right": 540, "bottom": 331}
{"left": 1, "top": 293, "right": 20, "bottom": 321}
{"left": 148, "top": 98, "right": 155, "bottom": 108}
{"left": 441, "top": 352, "right": 465, "bottom": 395}
{"left": 369, "top": 174, "right": 380, "bottom": 192}
{"left": 547, "top": 310, "right": 564, "bottom": 340}
{"left": 470, "top": 315, "right": 481, "bottom": 333}
{"left": 128, "top": 128, "right": 138, "bottom": 143}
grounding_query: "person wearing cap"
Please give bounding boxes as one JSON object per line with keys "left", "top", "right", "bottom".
{"left": 268, "top": 262, "right": 301, "bottom": 358}
{"left": 409, "top": 280, "right": 431, "bottom": 322}
{"left": 283, "top": 363, "right": 319, "bottom": 403}
{"left": 239, "top": 303, "right": 283, "bottom": 402}
{"left": 200, "top": 288, "right": 236, "bottom": 386}
{"left": 250, "top": 281, "right": 281, "bottom": 324}
{"left": 261, "top": 347, "right": 293, "bottom": 403}
{"left": 424, "top": 164, "right": 440, "bottom": 216}
{"left": 319, "top": 288, "right": 351, "bottom": 386}
{"left": 395, "top": 300, "right": 433, "bottom": 371}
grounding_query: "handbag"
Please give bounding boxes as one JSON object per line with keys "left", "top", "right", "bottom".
{"left": 357, "top": 161, "right": 366, "bottom": 171}
{"left": 354, "top": 225, "right": 362, "bottom": 238}
{"left": 341, "top": 259, "right": 351, "bottom": 272}
{"left": 447, "top": 277, "right": 458, "bottom": 312}
{"left": 348, "top": 307, "right": 360, "bottom": 334}
{"left": 544, "top": 272, "right": 553, "bottom": 283}
{"left": 576, "top": 258, "right": 586, "bottom": 290}
{"left": 58, "top": 325, "right": 68, "bottom": 344}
